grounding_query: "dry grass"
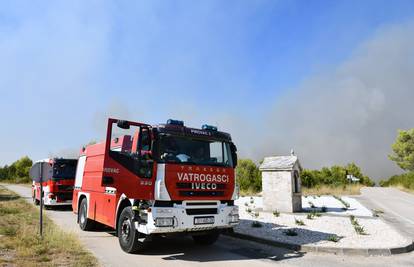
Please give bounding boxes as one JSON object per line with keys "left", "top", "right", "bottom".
{"left": 390, "top": 184, "right": 414, "bottom": 195}
{"left": 302, "top": 184, "right": 363, "bottom": 196}
{"left": 0, "top": 186, "right": 97, "bottom": 267}
{"left": 239, "top": 188, "right": 261, "bottom": 197}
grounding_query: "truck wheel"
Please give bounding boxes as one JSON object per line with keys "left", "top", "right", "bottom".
{"left": 32, "top": 190, "right": 39, "bottom": 206}
{"left": 117, "top": 206, "right": 147, "bottom": 253}
{"left": 78, "top": 198, "right": 95, "bottom": 231}
{"left": 192, "top": 230, "right": 220, "bottom": 246}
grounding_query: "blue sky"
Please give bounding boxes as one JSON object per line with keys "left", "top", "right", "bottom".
{"left": 1, "top": 1, "right": 414, "bottom": 179}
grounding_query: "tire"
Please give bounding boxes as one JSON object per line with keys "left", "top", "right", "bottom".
{"left": 78, "top": 198, "right": 95, "bottom": 231}
{"left": 117, "top": 206, "right": 147, "bottom": 253}
{"left": 192, "top": 230, "right": 220, "bottom": 246}
{"left": 32, "top": 190, "right": 40, "bottom": 206}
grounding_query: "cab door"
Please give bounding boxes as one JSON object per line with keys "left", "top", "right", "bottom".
{"left": 101, "top": 119, "right": 155, "bottom": 225}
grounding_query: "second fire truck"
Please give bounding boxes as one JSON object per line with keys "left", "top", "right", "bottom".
{"left": 32, "top": 158, "right": 77, "bottom": 207}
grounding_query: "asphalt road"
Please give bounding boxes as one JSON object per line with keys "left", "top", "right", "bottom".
{"left": 357, "top": 187, "right": 414, "bottom": 240}
{"left": 3, "top": 184, "right": 414, "bottom": 267}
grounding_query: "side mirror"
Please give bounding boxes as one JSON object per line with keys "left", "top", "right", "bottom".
{"left": 117, "top": 120, "right": 130, "bottom": 129}
{"left": 230, "top": 142, "right": 238, "bottom": 167}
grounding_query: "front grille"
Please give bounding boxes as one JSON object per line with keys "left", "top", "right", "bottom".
{"left": 186, "top": 208, "right": 217, "bottom": 215}
{"left": 179, "top": 191, "right": 225, "bottom": 197}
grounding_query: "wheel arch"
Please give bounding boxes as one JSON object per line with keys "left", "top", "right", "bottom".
{"left": 115, "top": 194, "right": 133, "bottom": 232}
{"left": 76, "top": 192, "right": 90, "bottom": 221}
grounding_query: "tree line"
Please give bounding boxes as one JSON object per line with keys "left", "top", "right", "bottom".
{"left": 0, "top": 156, "right": 33, "bottom": 183}
{"left": 1, "top": 128, "right": 413, "bottom": 191}
{"left": 235, "top": 159, "right": 374, "bottom": 194}
{"left": 236, "top": 128, "right": 414, "bottom": 193}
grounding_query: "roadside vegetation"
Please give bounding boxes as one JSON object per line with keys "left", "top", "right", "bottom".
{"left": 350, "top": 215, "right": 367, "bottom": 235}
{"left": 236, "top": 159, "right": 373, "bottom": 196}
{"left": 380, "top": 129, "right": 414, "bottom": 193}
{"left": 0, "top": 156, "right": 32, "bottom": 184}
{"left": 380, "top": 172, "right": 414, "bottom": 193}
{"left": 302, "top": 184, "right": 363, "bottom": 196}
{"left": 0, "top": 186, "right": 97, "bottom": 266}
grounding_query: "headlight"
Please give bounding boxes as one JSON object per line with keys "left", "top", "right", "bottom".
{"left": 229, "top": 214, "right": 239, "bottom": 223}
{"left": 155, "top": 217, "right": 174, "bottom": 227}
{"left": 229, "top": 206, "right": 239, "bottom": 223}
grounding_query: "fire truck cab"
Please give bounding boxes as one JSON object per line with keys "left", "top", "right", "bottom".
{"left": 73, "top": 118, "right": 239, "bottom": 253}
{"left": 32, "top": 158, "right": 77, "bottom": 207}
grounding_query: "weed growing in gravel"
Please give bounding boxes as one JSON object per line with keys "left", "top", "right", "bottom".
{"left": 334, "top": 195, "right": 350, "bottom": 210}
{"left": 272, "top": 210, "right": 280, "bottom": 217}
{"left": 251, "top": 221, "right": 262, "bottom": 228}
{"left": 350, "top": 216, "right": 368, "bottom": 235}
{"left": 246, "top": 208, "right": 252, "bottom": 213}
{"left": 372, "top": 209, "right": 384, "bottom": 217}
{"left": 306, "top": 213, "right": 314, "bottom": 220}
{"left": 244, "top": 202, "right": 249, "bottom": 207}
{"left": 295, "top": 218, "right": 305, "bottom": 226}
{"left": 354, "top": 225, "right": 367, "bottom": 235}
{"left": 311, "top": 210, "right": 322, "bottom": 217}
{"left": 327, "top": 235, "right": 340, "bottom": 242}
{"left": 321, "top": 206, "right": 327, "bottom": 212}
{"left": 250, "top": 197, "right": 254, "bottom": 204}
{"left": 350, "top": 215, "right": 359, "bottom": 226}
{"left": 284, "top": 229, "right": 298, "bottom": 236}
{"left": 308, "top": 201, "right": 316, "bottom": 208}
{"left": 253, "top": 212, "right": 260, "bottom": 218}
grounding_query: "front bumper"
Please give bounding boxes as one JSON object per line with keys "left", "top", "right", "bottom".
{"left": 43, "top": 196, "right": 72, "bottom": 206}
{"left": 135, "top": 201, "right": 239, "bottom": 235}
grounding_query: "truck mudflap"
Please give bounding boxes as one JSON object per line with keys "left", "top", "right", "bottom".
{"left": 135, "top": 201, "right": 239, "bottom": 235}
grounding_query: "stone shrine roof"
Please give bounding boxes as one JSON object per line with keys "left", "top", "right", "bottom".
{"left": 259, "top": 156, "right": 302, "bottom": 171}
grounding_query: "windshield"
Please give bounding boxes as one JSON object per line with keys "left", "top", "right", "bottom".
{"left": 53, "top": 159, "right": 77, "bottom": 180}
{"left": 158, "top": 135, "right": 234, "bottom": 167}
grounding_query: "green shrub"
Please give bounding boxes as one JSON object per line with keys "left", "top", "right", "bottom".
{"left": 380, "top": 172, "right": 414, "bottom": 190}
{"left": 0, "top": 156, "right": 33, "bottom": 183}
{"left": 327, "top": 235, "right": 340, "bottom": 242}
{"left": 301, "top": 163, "right": 374, "bottom": 188}
{"left": 236, "top": 159, "right": 261, "bottom": 193}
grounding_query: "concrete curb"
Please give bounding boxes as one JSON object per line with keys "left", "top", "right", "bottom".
{"left": 225, "top": 231, "right": 414, "bottom": 256}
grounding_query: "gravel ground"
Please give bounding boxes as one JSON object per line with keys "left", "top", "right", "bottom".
{"left": 302, "top": 195, "right": 373, "bottom": 217}
{"left": 235, "top": 196, "right": 410, "bottom": 249}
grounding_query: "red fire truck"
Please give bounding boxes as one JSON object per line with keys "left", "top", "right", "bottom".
{"left": 72, "top": 118, "right": 239, "bottom": 253}
{"left": 32, "top": 158, "right": 77, "bottom": 207}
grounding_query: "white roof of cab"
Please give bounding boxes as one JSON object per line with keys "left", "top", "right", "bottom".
{"left": 259, "top": 156, "right": 302, "bottom": 171}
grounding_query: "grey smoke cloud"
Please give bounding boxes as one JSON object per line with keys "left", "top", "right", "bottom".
{"left": 103, "top": 20, "right": 413, "bottom": 182}
{"left": 88, "top": 21, "right": 413, "bottom": 183}
{"left": 234, "top": 21, "right": 414, "bottom": 181}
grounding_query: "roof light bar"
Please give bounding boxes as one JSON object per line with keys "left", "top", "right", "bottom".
{"left": 202, "top": 124, "right": 218, "bottom": 131}
{"left": 167, "top": 119, "right": 184, "bottom": 126}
